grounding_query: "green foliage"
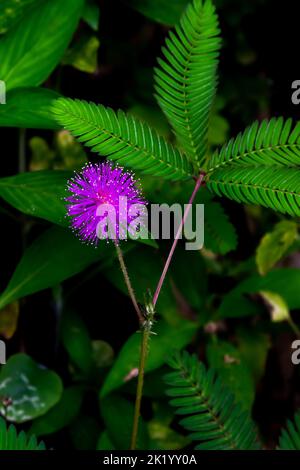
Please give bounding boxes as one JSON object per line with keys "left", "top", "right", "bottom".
{"left": 256, "top": 221, "right": 298, "bottom": 275}
{"left": 206, "top": 340, "right": 255, "bottom": 410}
{"left": 219, "top": 268, "right": 300, "bottom": 318}
{"left": 0, "top": 0, "right": 38, "bottom": 34}
{"left": 204, "top": 202, "right": 237, "bottom": 254}
{"left": 0, "top": 417, "right": 45, "bottom": 450}
{"left": 0, "top": 226, "right": 116, "bottom": 310}
{"left": 125, "top": 0, "right": 189, "bottom": 26}
{"left": 0, "top": 88, "right": 60, "bottom": 129}
{"left": 0, "top": 354, "right": 63, "bottom": 423}
{"left": 278, "top": 410, "right": 300, "bottom": 450}
{"left": 208, "top": 118, "right": 300, "bottom": 170}
{"left": 52, "top": 98, "right": 194, "bottom": 181}
{"left": 0, "top": 170, "right": 70, "bottom": 226}
{"left": 207, "top": 165, "right": 300, "bottom": 217}
{"left": 101, "top": 320, "right": 197, "bottom": 397}
{"left": 164, "top": 351, "right": 259, "bottom": 449}
{"left": 100, "top": 394, "right": 149, "bottom": 449}
{"left": 0, "top": 0, "right": 84, "bottom": 91}
{"left": 29, "top": 387, "right": 83, "bottom": 437}
{"left": 207, "top": 118, "right": 300, "bottom": 216}
{"left": 154, "top": 0, "right": 221, "bottom": 164}
{"left": 60, "top": 310, "right": 94, "bottom": 375}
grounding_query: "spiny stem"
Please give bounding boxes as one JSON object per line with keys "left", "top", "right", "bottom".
{"left": 115, "top": 242, "right": 144, "bottom": 325}
{"left": 152, "top": 172, "right": 205, "bottom": 308}
{"left": 130, "top": 325, "right": 150, "bottom": 450}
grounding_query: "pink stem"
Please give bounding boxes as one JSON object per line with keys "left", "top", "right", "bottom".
{"left": 152, "top": 172, "right": 205, "bottom": 308}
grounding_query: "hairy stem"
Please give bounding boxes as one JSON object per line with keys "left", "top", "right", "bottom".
{"left": 130, "top": 326, "right": 150, "bottom": 450}
{"left": 152, "top": 172, "right": 205, "bottom": 308}
{"left": 115, "top": 242, "right": 144, "bottom": 325}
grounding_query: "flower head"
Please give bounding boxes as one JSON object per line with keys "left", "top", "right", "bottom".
{"left": 66, "top": 162, "right": 146, "bottom": 245}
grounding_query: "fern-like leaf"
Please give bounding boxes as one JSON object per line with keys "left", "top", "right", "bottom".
{"left": 154, "top": 0, "right": 221, "bottom": 166}
{"left": 204, "top": 202, "right": 237, "bottom": 254}
{"left": 164, "top": 351, "right": 260, "bottom": 450}
{"left": 52, "top": 98, "right": 195, "bottom": 181}
{"left": 278, "top": 410, "right": 300, "bottom": 450}
{"left": 0, "top": 417, "right": 45, "bottom": 450}
{"left": 207, "top": 165, "right": 300, "bottom": 217}
{"left": 208, "top": 117, "right": 300, "bottom": 171}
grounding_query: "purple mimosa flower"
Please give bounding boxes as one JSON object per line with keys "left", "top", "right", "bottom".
{"left": 66, "top": 162, "right": 146, "bottom": 245}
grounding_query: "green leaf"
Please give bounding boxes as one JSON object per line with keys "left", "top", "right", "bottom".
{"left": 63, "top": 35, "right": 100, "bottom": 74}
{"left": 208, "top": 118, "right": 300, "bottom": 171}
{"left": 256, "top": 221, "right": 298, "bottom": 275}
{"left": 82, "top": 0, "right": 100, "bottom": 31}
{"left": 97, "top": 431, "right": 115, "bottom": 450}
{"left": 154, "top": 0, "right": 221, "bottom": 164}
{"left": 69, "top": 414, "right": 101, "bottom": 450}
{"left": 219, "top": 268, "right": 300, "bottom": 319}
{"left": 207, "top": 165, "right": 300, "bottom": 217}
{"left": 206, "top": 340, "right": 255, "bottom": 410}
{"left": 204, "top": 202, "right": 237, "bottom": 254}
{"left": 0, "top": 170, "right": 70, "bottom": 226}
{"left": 259, "top": 290, "right": 291, "bottom": 323}
{"left": 125, "top": 0, "right": 189, "bottom": 26}
{"left": 52, "top": 98, "right": 195, "bottom": 181}
{"left": 0, "top": 417, "right": 45, "bottom": 450}
{"left": 0, "top": 0, "right": 84, "bottom": 91}
{"left": 0, "top": 0, "right": 38, "bottom": 34}
{"left": 100, "top": 394, "right": 149, "bottom": 450}
{"left": 170, "top": 246, "right": 207, "bottom": 310}
{"left": 0, "top": 88, "right": 60, "bottom": 129}
{"left": 0, "top": 226, "right": 116, "bottom": 310}
{"left": 0, "top": 354, "right": 62, "bottom": 423}
{"left": 236, "top": 327, "right": 270, "bottom": 384}
{"left": 29, "top": 387, "right": 83, "bottom": 436}
{"left": 60, "top": 310, "right": 93, "bottom": 374}
{"left": 278, "top": 410, "right": 300, "bottom": 450}
{"left": 100, "top": 320, "right": 197, "bottom": 397}
{"left": 164, "top": 351, "right": 260, "bottom": 449}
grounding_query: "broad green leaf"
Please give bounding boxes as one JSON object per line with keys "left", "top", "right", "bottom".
{"left": 60, "top": 310, "right": 93, "bottom": 374}
{"left": 29, "top": 387, "right": 83, "bottom": 436}
{"left": 0, "top": 226, "right": 116, "bottom": 310}
{"left": 204, "top": 202, "right": 237, "bottom": 255}
{"left": 125, "top": 0, "right": 189, "bottom": 25}
{"left": 0, "top": 88, "right": 60, "bottom": 129}
{"left": 0, "top": 354, "right": 62, "bottom": 422}
{"left": 256, "top": 221, "right": 298, "bottom": 275}
{"left": 100, "top": 394, "right": 149, "bottom": 450}
{"left": 148, "top": 403, "right": 189, "bottom": 450}
{"left": 97, "top": 431, "right": 115, "bottom": 450}
{"left": 207, "top": 340, "right": 255, "bottom": 410}
{"left": 0, "top": 170, "right": 70, "bottom": 226}
{"left": 259, "top": 290, "right": 291, "bottom": 323}
{"left": 69, "top": 414, "right": 101, "bottom": 450}
{"left": 219, "top": 268, "right": 300, "bottom": 319}
{"left": 0, "top": 0, "right": 84, "bottom": 91}
{"left": 0, "top": 0, "right": 38, "bottom": 34}
{"left": 170, "top": 246, "right": 207, "bottom": 310}
{"left": 236, "top": 327, "right": 270, "bottom": 383}
{"left": 100, "top": 319, "right": 197, "bottom": 397}
{"left": 82, "top": 0, "right": 100, "bottom": 31}
{"left": 63, "top": 35, "right": 100, "bottom": 74}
